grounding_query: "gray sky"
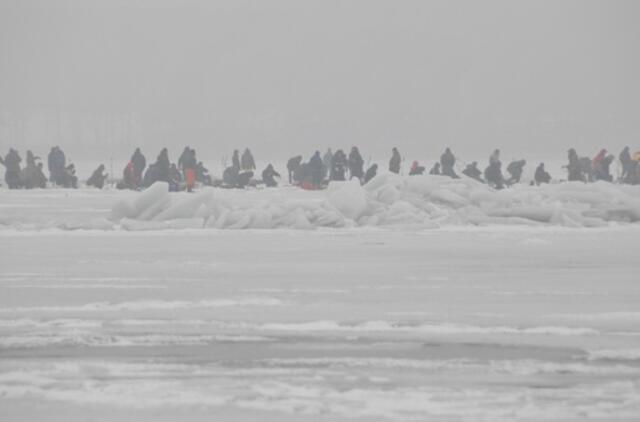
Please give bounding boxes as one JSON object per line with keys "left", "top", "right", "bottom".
{"left": 1, "top": 0, "right": 639, "bottom": 162}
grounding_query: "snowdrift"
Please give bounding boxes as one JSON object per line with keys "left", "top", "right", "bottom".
{"left": 109, "top": 175, "right": 640, "bottom": 230}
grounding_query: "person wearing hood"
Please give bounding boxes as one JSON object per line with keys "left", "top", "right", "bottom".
{"left": 409, "top": 160, "right": 425, "bottom": 176}
{"left": 389, "top": 147, "right": 401, "bottom": 174}
{"left": 86, "top": 164, "right": 108, "bottom": 189}
{"left": 566, "top": 148, "right": 584, "bottom": 182}
{"left": 462, "top": 162, "right": 484, "bottom": 183}
{"left": 506, "top": 159, "right": 526, "bottom": 185}
{"left": 348, "top": 146, "right": 364, "bottom": 181}
{"left": 429, "top": 162, "right": 441, "bottom": 175}
{"left": 3, "top": 148, "right": 23, "bottom": 189}
{"left": 262, "top": 163, "right": 281, "bottom": 187}
{"left": 330, "top": 149, "right": 348, "bottom": 181}
{"left": 594, "top": 154, "right": 614, "bottom": 182}
{"left": 619, "top": 146, "right": 632, "bottom": 182}
{"left": 364, "top": 163, "right": 378, "bottom": 184}
{"left": 489, "top": 149, "right": 501, "bottom": 166}
{"left": 534, "top": 163, "right": 551, "bottom": 185}
{"left": 308, "top": 151, "right": 324, "bottom": 188}
{"left": 131, "top": 148, "right": 146, "bottom": 185}
{"left": 232, "top": 150, "right": 240, "bottom": 170}
{"left": 440, "top": 148, "right": 458, "bottom": 178}
{"left": 47, "top": 146, "right": 66, "bottom": 185}
{"left": 241, "top": 148, "right": 256, "bottom": 171}
{"left": 22, "top": 151, "right": 46, "bottom": 189}
{"left": 484, "top": 159, "right": 505, "bottom": 189}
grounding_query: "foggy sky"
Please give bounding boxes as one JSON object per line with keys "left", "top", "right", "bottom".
{"left": 1, "top": 0, "right": 639, "bottom": 161}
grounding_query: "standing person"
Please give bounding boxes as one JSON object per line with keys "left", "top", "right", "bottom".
{"left": 232, "top": 150, "right": 240, "bottom": 170}
{"left": 389, "top": 147, "right": 401, "bottom": 174}
{"left": 47, "top": 146, "right": 66, "bottom": 185}
{"left": 183, "top": 149, "right": 198, "bottom": 192}
{"left": 308, "top": 151, "right": 324, "bottom": 188}
{"left": 619, "top": 146, "right": 632, "bottom": 182}
{"left": 3, "top": 148, "right": 22, "bottom": 189}
{"left": 155, "top": 148, "right": 171, "bottom": 183}
{"left": 440, "top": 148, "right": 458, "bottom": 178}
{"left": 489, "top": 149, "right": 501, "bottom": 166}
{"left": 131, "top": 148, "right": 146, "bottom": 187}
{"left": 484, "top": 160, "right": 505, "bottom": 189}
{"left": 287, "top": 155, "right": 303, "bottom": 184}
{"left": 348, "top": 146, "right": 364, "bottom": 181}
{"left": 566, "top": 148, "right": 583, "bottom": 182}
{"left": 178, "top": 147, "right": 191, "bottom": 172}
{"left": 330, "top": 149, "right": 348, "bottom": 181}
{"left": 323, "top": 148, "right": 333, "bottom": 179}
{"left": 241, "top": 148, "right": 256, "bottom": 171}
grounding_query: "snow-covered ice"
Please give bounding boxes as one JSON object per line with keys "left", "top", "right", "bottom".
{"left": 1, "top": 183, "right": 639, "bottom": 421}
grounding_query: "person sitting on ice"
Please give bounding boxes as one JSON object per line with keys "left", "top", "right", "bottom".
{"left": 429, "top": 162, "right": 441, "bottom": 175}
{"left": 330, "top": 149, "right": 348, "bottom": 181}
{"left": 117, "top": 161, "right": 137, "bottom": 190}
{"left": 489, "top": 149, "right": 501, "bottom": 166}
{"left": 22, "top": 154, "right": 47, "bottom": 189}
{"left": 61, "top": 163, "right": 78, "bottom": 188}
{"left": 440, "top": 148, "right": 458, "bottom": 178}
{"left": 363, "top": 163, "right": 378, "bottom": 184}
{"left": 195, "top": 161, "right": 212, "bottom": 185}
{"left": 348, "top": 146, "right": 364, "bottom": 181}
{"left": 462, "top": 162, "right": 484, "bottom": 183}
{"left": 506, "top": 159, "right": 526, "bottom": 185}
{"left": 86, "top": 164, "right": 108, "bottom": 189}
{"left": 534, "top": 163, "right": 551, "bottom": 185}
{"left": 241, "top": 148, "right": 256, "bottom": 171}
{"left": 409, "top": 160, "right": 425, "bottom": 176}
{"left": 262, "top": 163, "right": 281, "bottom": 187}
{"left": 389, "top": 147, "right": 401, "bottom": 174}
{"left": 484, "top": 160, "right": 505, "bottom": 189}
{"left": 287, "top": 155, "right": 303, "bottom": 184}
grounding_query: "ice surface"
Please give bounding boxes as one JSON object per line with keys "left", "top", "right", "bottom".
{"left": 1, "top": 228, "right": 640, "bottom": 420}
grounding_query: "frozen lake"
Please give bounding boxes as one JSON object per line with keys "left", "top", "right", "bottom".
{"left": 1, "top": 188, "right": 639, "bottom": 421}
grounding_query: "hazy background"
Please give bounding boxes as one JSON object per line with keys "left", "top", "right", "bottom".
{"left": 1, "top": 0, "right": 639, "bottom": 164}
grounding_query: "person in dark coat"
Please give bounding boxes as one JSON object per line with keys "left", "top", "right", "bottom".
{"left": 363, "top": 164, "right": 378, "bottom": 184}
{"left": 389, "top": 147, "right": 401, "bottom": 174}
{"left": 232, "top": 150, "right": 240, "bottom": 170}
{"left": 131, "top": 148, "right": 146, "bottom": 185}
{"left": 409, "top": 161, "right": 425, "bottom": 176}
{"left": 155, "top": 148, "right": 171, "bottom": 182}
{"left": 534, "top": 163, "right": 551, "bottom": 185}
{"left": 22, "top": 151, "right": 46, "bottom": 189}
{"left": 330, "top": 149, "right": 348, "bottom": 181}
{"left": 506, "top": 159, "right": 526, "bottom": 185}
{"left": 182, "top": 149, "right": 198, "bottom": 192}
{"left": 47, "top": 146, "right": 66, "bottom": 185}
{"left": 429, "top": 162, "right": 441, "bottom": 175}
{"left": 61, "top": 163, "right": 78, "bottom": 188}
{"left": 241, "top": 148, "right": 256, "bottom": 171}
{"left": 195, "top": 161, "right": 212, "bottom": 185}
{"left": 593, "top": 154, "right": 614, "bottom": 182}
{"left": 308, "top": 151, "right": 324, "bottom": 188}
{"left": 620, "top": 146, "right": 632, "bottom": 182}
{"left": 566, "top": 148, "right": 583, "bottom": 182}
{"left": 462, "top": 162, "right": 484, "bottom": 183}
{"left": 178, "top": 146, "right": 191, "bottom": 172}
{"left": 440, "top": 148, "right": 458, "bottom": 178}
{"left": 484, "top": 160, "right": 505, "bottom": 189}
{"left": 3, "top": 148, "right": 23, "bottom": 189}
{"left": 86, "top": 164, "right": 108, "bottom": 189}
{"left": 348, "top": 147, "right": 364, "bottom": 181}
{"left": 262, "top": 164, "right": 281, "bottom": 187}
{"left": 287, "top": 155, "right": 303, "bottom": 184}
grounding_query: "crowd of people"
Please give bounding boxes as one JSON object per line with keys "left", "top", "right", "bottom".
{"left": 2, "top": 144, "right": 640, "bottom": 191}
